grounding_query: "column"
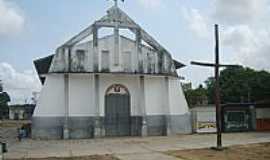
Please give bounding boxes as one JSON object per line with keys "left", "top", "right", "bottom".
{"left": 136, "top": 29, "right": 143, "bottom": 72}
{"left": 249, "top": 105, "right": 256, "bottom": 131}
{"left": 114, "top": 26, "right": 120, "bottom": 66}
{"left": 63, "top": 73, "right": 69, "bottom": 139}
{"left": 94, "top": 74, "right": 103, "bottom": 137}
{"left": 164, "top": 77, "right": 172, "bottom": 136}
{"left": 139, "top": 76, "right": 148, "bottom": 136}
{"left": 93, "top": 25, "right": 99, "bottom": 72}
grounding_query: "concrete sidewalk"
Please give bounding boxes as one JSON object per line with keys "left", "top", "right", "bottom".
{"left": 4, "top": 132, "right": 270, "bottom": 159}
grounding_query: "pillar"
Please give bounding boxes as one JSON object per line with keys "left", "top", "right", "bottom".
{"left": 139, "top": 76, "right": 148, "bottom": 136}
{"left": 249, "top": 105, "right": 256, "bottom": 131}
{"left": 63, "top": 73, "right": 69, "bottom": 139}
{"left": 136, "top": 29, "right": 143, "bottom": 72}
{"left": 114, "top": 25, "right": 120, "bottom": 66}
{"left": 94, "top": 74, "right": 104, "bottom": 137}
{"left": 93, "top": 25, "right": 99, "bottom": 72}
{"left": 164, "top": 77, "right": 172, "bottom": 136}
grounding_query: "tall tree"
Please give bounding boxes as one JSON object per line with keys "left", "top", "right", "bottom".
{"left": 0, "top": 80, "right": 3, "bottom": 92}
{"left": 184, "top": 84, "right": 208, "bottom": 107}
{"left": 205, "top": 66, "right": 270, "bottom": 103}
{"left": 0, "top": 81, "right": 11, "bottom": 119}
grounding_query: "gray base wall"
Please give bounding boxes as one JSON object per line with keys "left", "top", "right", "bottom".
{"left": 32, "top": 114, "right": 191, "bottom": 139}
{"left": 167, "top": 113, "right": 192, "bottom": 134}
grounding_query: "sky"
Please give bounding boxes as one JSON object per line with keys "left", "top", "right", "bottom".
{"left": 0, "top": 0, "right": 270, "bottom": 104}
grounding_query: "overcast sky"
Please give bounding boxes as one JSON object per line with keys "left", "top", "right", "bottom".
{"left": 0, "top": 0, "right": 270, "bottom": 104}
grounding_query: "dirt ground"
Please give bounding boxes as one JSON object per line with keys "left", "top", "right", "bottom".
{"left": 7, "top": 155, "right": 119, "bottom": 160}
{"left": 0, "top": 120, "right": 29, "bottom": 143}
{"left": 166, "top": 143, "right": 270, "bottom": 160}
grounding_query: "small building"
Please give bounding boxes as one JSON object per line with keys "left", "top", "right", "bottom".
{"left": 222, "top": 103, "right": 256, "bottom": 132}
{"left": 255, "top": 102, "right": 270, "bottom": 131}
{"left": 9, "top": 104, "right": 35, "bottom": 120}
{"left": 222, "top": 102, "right": 270, "bottom": 132}
{"left": 191, "top": 102, "right": 270, "bottom": 133}
{"left": 191, "top": 105, "right": 216, "bottom": 133}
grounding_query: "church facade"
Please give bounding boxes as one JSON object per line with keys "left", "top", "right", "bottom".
{"left": 32, "top": 4, "right": 191, "bottom": 139}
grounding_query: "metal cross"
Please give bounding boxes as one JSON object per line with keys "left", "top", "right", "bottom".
{"left": 191, "top": 24, "right": 239, "bottom": 150}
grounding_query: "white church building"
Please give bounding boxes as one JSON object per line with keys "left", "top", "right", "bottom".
{"left": 32, "top": 2, "right": 191, "bottom": 139}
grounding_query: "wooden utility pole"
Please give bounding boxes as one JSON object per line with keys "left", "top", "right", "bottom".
{"left": 191, "top": 24, "right": 238, "bottom": 150}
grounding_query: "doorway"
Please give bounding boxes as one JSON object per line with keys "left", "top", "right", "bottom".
{"left": 105, "top": 84, "right": 131, "bottom": 137}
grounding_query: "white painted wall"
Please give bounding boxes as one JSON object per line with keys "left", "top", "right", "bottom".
{"left": 69, "top": 74, "right": 95, "bottom": 117}
{"left": 256, "top": 108, "right": 270, "bottom": 119}
{"left": 9, "top": 109, "right": 24, "bottom": 120}
{"left": 144, "top": 77, "right": 167, "bottom": 115}
{"left": 34, "top": 74, "right": 65, "bottom": 117}
{"left": 168, "top": 77, "right": 189, "bottom": 115}
{"left": 191, "top": 106, "right": 216, "bottom": 133}
{"left": 34, "top": 74, "right": 189, "bottom": 118}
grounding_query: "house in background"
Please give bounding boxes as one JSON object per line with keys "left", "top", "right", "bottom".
{"left": 222, "top": 102, "right": 270, "bottom": 132}
{"left": 191, "top": 102, "right": 270, "bottom": 133}
{"left": 9, "top": 104, "right": 36, "bottom": 120}
{"left": 190, "top": 105, "right": 216, "bottom": 133}
{"left": 222, "top": 103, "right": 255, "bottom": 132}
{"left": 32, "top": 3, "right": 191, "bottom": 139}
{"left": 253, "top": 101, "right": 270, "bottom": 131}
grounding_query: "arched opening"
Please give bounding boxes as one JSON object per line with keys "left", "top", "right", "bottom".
{"left": 105, "top": 84, "right": 131, "bottom": 136}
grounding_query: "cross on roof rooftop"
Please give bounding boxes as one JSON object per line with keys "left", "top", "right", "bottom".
{"left": 110, "top": 0, "right": 124, "bottom": 7}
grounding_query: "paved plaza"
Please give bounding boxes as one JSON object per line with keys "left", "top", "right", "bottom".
{"left": 3, "top": 132, "right": 270, "bottom": 160}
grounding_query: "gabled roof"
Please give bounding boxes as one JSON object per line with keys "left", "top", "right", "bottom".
{"left": 34, "top": 6, "right": 186, "bottom": 83}
{"left": 62, "top": 6, "right": 172, "bottom": 57}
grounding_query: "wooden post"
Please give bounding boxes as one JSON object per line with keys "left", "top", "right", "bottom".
{"left": 214, "top": 24, "right": 222, "bottom": 149}
{"left": 0, "top": 143, "right": 3, "bottom": 160}
{"left": 191, "top": 24, "right": 239, "bottom": 150}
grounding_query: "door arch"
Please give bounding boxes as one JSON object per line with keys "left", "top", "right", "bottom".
{"left": 105, "top": 84, "right": 131, "bottom": 136}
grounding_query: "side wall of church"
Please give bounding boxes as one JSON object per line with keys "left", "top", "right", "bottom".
{"left": 168, "top": 78, "right": 192, "bottom": 134}
{"left": 34, "top": 74, "right": 66, "bottom": 117}
{"left": 32, "top": 74, "right": 66, "bottom": 139}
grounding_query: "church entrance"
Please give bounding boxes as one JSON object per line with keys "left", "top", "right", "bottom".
{"left": 105, "top": 84, "right": 131, "bottom": 137}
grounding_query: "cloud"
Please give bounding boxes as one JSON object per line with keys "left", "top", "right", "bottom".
{"left": 0, "top": 62, "right": 41, "bottom": 104}
{"left": 181, "top": 0, "right": 270, "bottom": 72}
{"left": 181, "top": 7, "right": 210, "bottom": 38}
{"left": 138, "top": 0, "right": 162, "bottom": 9}
{"left": 222, "top": 25, "right": 270, "bottom": 70}
{"left": 0, "top": 0, "right": 24, "bottom": 36}
{"left": 213, "top": 0, "right": 267, "bottom": 25}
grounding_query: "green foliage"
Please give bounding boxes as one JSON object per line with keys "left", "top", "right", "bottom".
{"left": 184, "top": 84, "right": 208, "bottom": 107}
{"left": 0, "top": 81, "right": 10, "bottom": 110}
{"left": 0, "top": 81, "right": 2, "bottom": 92}
{"left": 204, "top": 77, "right": 215, "bottom": 104}
{"left": 0, "top": 85, "right": 10, "bottom": 119}
{"left": 0, "top": 92, "right": 10, "bottom": 106}
{"left": 206, "top": 66, "right": 270, "bottom": 103}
